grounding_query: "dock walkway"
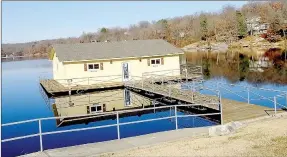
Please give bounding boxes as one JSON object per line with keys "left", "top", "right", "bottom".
{"left": 125, "top": 81, "right": 217, "bottom": 108}
{"left": 40, "top": 74, "right": 202, "bottom": 97}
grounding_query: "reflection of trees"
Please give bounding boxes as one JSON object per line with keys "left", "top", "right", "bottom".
{"left": 202, "top": 57, "right": 211, "bottom": 79}
{"left": 187, "top": 51, "right": 286, "bottom": 85}
{"left": 239, "top": 54, "right": 250, "bottom": 81}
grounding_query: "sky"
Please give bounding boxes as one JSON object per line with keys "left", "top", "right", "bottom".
{"left": 2, "top": 1, "right": 247, "bottom": 44}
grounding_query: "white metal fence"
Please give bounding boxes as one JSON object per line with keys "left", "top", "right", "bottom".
{"left": 192, "top": 81, "right": 287, "bottom": 114}
{"left": 1, "top": 103, "right": 221, "bottom": 153}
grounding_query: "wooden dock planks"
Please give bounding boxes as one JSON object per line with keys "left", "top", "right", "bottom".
{"left": 39, "top": 75, "right": 202, "bottom": 96}
{"left": 40, "top": 79, "right": 124, "bottom": 96}
{"left": 125, "top": 81, "right": 275, "bottom": 123}
{"left": 40, "top": 76, "right": 277, "bottom": 123}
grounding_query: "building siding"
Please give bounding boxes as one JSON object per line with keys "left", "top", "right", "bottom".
{"left": 53, "top": 53, "right": 181, "bottom": 86}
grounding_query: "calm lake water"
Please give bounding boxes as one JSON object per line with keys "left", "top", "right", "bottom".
{"left": 2, "top": 59, "right": 287, "bottom": 157}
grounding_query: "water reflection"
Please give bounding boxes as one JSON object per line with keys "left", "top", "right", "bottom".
{"left": 52, "top": 89, "right": 153, "bottom": 127}
{"left": 50, "top": 89, "right": 220, "bottom": 128}
{"left": 186, "top": 50, "right": 287, "bottom": 85}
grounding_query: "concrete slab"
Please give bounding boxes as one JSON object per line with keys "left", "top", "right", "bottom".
{"left": 21, "top": 127, "right": 209, "bottom": 157}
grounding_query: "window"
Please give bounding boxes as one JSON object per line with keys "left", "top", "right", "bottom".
{"left": 88, "top": 63, "right": 100, "bottom": 71}
{"left": 90, "top": 104, "right": 102, "bottom": 113}
{"left": 150, "top": 58, "right": 161, "bottom": 65}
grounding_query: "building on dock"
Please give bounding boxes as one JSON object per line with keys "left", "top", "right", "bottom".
{"left": 50, "top": 39, "right": 186, "bottom": 86}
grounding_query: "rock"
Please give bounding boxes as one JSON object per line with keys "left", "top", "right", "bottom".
{"left": 208, "top": 121, "right": 244, "bottom": 136}
{"left": 182, "top": 42, "right": 228, "bottom": 53}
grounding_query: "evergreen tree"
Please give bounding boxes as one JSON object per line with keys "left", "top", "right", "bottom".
{"left": 200, "top": 15, "right": 208, "bottom": 40}
{"left": 100, "top": 27, "right": 108, "bottom": 33}
{"left": 236, "top": 11, "right": 248, "bottom": 37}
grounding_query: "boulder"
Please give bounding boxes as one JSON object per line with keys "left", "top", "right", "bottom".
{"left": 208, "top": 121, "right": 244, "bottom": 136}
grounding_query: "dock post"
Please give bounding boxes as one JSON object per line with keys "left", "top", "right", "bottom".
{"left": 116, "top": 112, "right": 120, "bottom": 139}
{"left": 247, "top": 87, "right": 250, "bottom": 104}
{"left": 274, "top": 96, "right": 277, "bottom": 116}
{"left": 175, "top": 106, "right": 178, "bottom": 130}
{"left": 39, "top": 120, "right": 43, "bottom": 152}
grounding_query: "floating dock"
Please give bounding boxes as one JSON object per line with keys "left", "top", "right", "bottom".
{"left": 40, "top": 74, "right": 202, "bottom": 97}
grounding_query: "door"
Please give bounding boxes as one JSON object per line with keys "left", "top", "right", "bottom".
{"left": 124, "top": 89, "right": 131, "bottom": 106}
{"left": 122, "top": 62, "right": 130, "bottom": 81}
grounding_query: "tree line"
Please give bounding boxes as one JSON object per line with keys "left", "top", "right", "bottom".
{"left": 2, "top": 1, "right": 287, "bottom": 58}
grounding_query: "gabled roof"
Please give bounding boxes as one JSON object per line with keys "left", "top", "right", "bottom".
{"left": 53, "top": 39, "right": 184, "bottom": 62}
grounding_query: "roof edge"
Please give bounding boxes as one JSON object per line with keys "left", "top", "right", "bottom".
{"left": 61, "top": 53, "right": 184, "bottom": 63}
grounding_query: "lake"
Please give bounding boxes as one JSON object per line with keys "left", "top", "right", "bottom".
{"left": 2, "top": 59, "right": 287, "bottom": 157}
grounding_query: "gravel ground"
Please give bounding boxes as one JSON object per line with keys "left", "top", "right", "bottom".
{"left": 100, "top": 114, "right": 287, "bottom": 157}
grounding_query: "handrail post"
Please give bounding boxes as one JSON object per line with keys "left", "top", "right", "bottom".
{"left": 116, "top": 112, "right": 120, "bottom": 139}
{"left": 175, "top": 106, "right": 178, "bottom": 130}
{"left": 185, "top": 68, "right": 188, "bottom": 82}
{"left": 168, "top": 82, "right": 171, "bottom": 97}
{"left": 141, "top": 77, "right": 144, "bottom": 88}
{"left": 274, "top": 96, "right": 277, "bottom": 116}
{"left": 68, "top": 79, "right": 71, "bottom": 96}
{"left": 247, "top": 87, "right": 250, "bottom": 104}
{"left": 219, "top": 91, "right": 223, "bottom": 125}
{"left": 39, "top": 120, "right": 43, "bottom": 152}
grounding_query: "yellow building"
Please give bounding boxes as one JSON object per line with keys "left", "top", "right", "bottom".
{"left": 50, "top": 39, "right": 186, "bottom": 86}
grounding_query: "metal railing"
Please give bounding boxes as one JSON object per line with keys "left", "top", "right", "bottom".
{"left": 56, "top": 75, "right": 124, "bottom": 87}
{"left": 2, "top": 103, "right": 221, "bottom": 153}
{"left": 202, "top": 82, "right": 287, "bottom": 115}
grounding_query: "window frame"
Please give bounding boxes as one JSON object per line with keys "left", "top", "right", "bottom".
{"left": 150, "top": 58, "right": 161, "bottom": 65}
{"left": 87, "top": 63, "right": 100, "bottom": 71}
{"left": 90, "top": 104, "right": 102, "bottom": 113}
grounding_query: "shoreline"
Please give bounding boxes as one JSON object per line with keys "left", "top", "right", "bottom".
{"left": 21, "top": 112, "right": 287, "bottom": 157}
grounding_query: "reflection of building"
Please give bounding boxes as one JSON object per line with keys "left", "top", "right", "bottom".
{"left": 52, "top": 89, "right": 152, "bottom": 126}
{"left": 247, "top": 17, "right": 270, "bottom": 35}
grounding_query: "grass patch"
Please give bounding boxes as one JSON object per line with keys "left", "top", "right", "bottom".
{"left": 251, "top": 136, "right": 287, "bottom": 156}
{"left": 228, "top": 135, "right": 243, "bottom": 140}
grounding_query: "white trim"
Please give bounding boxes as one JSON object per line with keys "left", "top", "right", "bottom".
{"left": 90, "top": 104, "right": 102, "bottom": 113}
{"left": 87, "top": 63, "right": 100, "bottom": 72}
{"left": 62, "top": 53, "right": 183, "bottom": 63}
{"left": 150, "top": 58, "right": 161, "bottom": 65}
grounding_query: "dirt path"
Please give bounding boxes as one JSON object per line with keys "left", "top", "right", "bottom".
{"left": 100, "top": 114, "right": 287, "bottom": 157}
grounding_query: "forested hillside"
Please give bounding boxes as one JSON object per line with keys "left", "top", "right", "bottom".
{"left": 2, "top": 1, "right": 287, "bottom": 58}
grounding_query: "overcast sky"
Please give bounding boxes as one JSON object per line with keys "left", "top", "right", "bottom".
{"left": 2, "top": 1, "right": 247, "bottom": 44}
